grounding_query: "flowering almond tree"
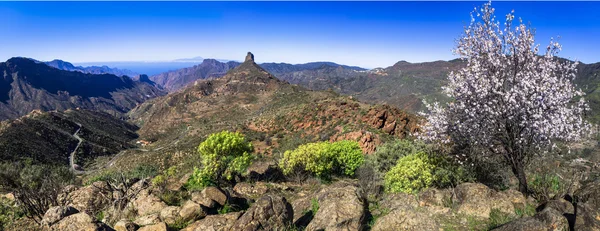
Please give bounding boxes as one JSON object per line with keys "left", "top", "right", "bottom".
{"left": 419, "top": 2, "right": 590, "bottom": 194}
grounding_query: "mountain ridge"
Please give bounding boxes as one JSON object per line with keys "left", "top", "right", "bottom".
{"left": 0, "top": 57, "right": 166, "bottom": 120}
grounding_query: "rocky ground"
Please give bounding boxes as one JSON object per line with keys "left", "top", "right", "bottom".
{"left": 4, "top": 158, "right": 599, "bottom": 231}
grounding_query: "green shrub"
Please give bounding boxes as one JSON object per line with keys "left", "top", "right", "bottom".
{"left": 384, "top": 151, "right": 471, "bottom": 194}
{"left": 384, "top": 152, "right": 435, "bottom": 193}
{"left": 279, "top": 140, "right": 364, "bottom": 179}
{"left": 372, "top": 139, "right": 426, "bottom": 173}
{"left": 0, "top": 198, "right": 24, "bottom": 230}
{"left": 187, "top": 131, "right": 254, "bottom": 189}
{"left": 529, "top": 173, "right": 565, "bottom": 202}
{"left": 329, "top": 140, "right": 364, "bottom": 176}
{"left": 152, "top": 174, "right": 167, "bottom": 188}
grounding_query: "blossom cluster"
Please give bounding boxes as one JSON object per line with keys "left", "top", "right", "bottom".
{"left": 418, "top": 2, "right": 591, "bottom": 161}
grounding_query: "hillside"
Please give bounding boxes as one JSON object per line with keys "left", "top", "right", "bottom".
{"left": 122, "top": 52, "right": 418, "bottom": 171}
{"left": 149, "top": 59, "right": 241, "bottom": 92}
{"left": 149, "top": 59, "right": 367, "bottom": 93}
{"left": 0, "top": 57, "right": 166, "bottom": 120}
{"left": 45, "top": 59, "right": 139, "bottom": 77}
{"left": 0, "top": 109, "right": 138, "bottom": 168}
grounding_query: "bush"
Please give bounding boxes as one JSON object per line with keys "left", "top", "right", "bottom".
{"left": 384, "top": 150, "right": 471, "bottom": 194}
{"left": 384, "top": 152, "right": 435, "bottom": 193}
{"left": 187, "top": 131, "right": 254, "bottom": 189}
{"left": 330, "top": 140, "right": 364, "bottom": 176}
{"left": 0, "top": 198, "right": 24, "bottom": 230}
{"left": 0, "top": 163, "right": 74, "bottom": 224}
{"left": 279, "top": 140, "right": 364, "bottom": 179}
{"left": 372, "top": 139, "right": 426, "bottom": 173}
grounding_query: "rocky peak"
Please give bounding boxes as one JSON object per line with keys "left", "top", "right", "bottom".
{"left": 245, "top": 52, "right": 255, "bottom": 63}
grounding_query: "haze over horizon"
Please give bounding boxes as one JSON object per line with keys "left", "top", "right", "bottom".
{"left": 1, "top": 1, "right": 599, "bottom": 68}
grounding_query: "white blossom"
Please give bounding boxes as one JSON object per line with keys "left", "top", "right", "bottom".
{"left": 417, "top": 2, "right": 591, "bottom": 192}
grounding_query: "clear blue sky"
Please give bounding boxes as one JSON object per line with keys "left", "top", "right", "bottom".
{"left": 1, "top": 1, "right": 599, "bottom": 68}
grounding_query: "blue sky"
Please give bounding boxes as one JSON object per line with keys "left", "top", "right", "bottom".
{"left": 1, "top": 1, "right": 599, "bottom": 68}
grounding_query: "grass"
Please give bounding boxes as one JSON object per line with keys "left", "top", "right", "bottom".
{"left": 311, "top": 198, "right": 319, "bottom": 214}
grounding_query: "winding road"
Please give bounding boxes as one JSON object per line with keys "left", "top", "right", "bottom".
{"left": 69, "top": 123, "right": 84, "bottom": 174}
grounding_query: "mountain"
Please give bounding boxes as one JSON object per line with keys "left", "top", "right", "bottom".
{"left": 149, "top": 59, "right": 368, "bottom": 92}
{"left": 74, "top": 61, "right": 206, "bottom": 76}
{"left": 0, "top": 57, "right": 166, "bottom": 120}
{"left": 45, "top": 59, "right": 139, "bottom": 77}
{"left": 0, "top": 109, "right": 138, "bottom": 168}
{"left": 149, "top": 59, "right": 241, "bottom": 92}
{"left": 122, "top": 52, "right": 418, "bottom": 171}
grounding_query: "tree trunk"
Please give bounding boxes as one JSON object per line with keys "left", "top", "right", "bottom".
{"left": 512, "top": 163, "right": 529, "bottom": 195}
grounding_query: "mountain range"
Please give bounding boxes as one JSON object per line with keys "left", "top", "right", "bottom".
{"left": 0, "top": 57, "right": 165, "bottom": 120}
{"left": 45, "top": 59, "right": 139, "bottom": 77}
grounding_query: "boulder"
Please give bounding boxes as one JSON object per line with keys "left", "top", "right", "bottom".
{"left": 418, "top": 188, "right": 452, "bottom": 208}
{"left": 573, "top": 203, "right": 600, "bottom": 231}
{"left": 371, "top": 193, "right": 441, "bottom": 231}
{"left": 67, "top": 181, "right": 112, "bottom": 213}
{"left": 181, "top": 211, "right": 243, "bottom": 231}
{"left": 41, "top": 206, "right": 79, "bottom": 226}
{"left": 305, "top": 182, "right": 367, "bottom": 231}
{"left": 138, "top": 222, "right": 167, "bottom": 231}
{"left": 49, "top": 212, "right": 104, "bottom": 231}
{"left": 191, "top": 187, "right": 228, "bottom": 209}
{"left": 452, "top": 183, "right": 525, "bottom": 218}
{"left": 575, "top": 180, "right": 600, "bottom": 211}
{"left": 245, "top": 160, "right": 283, "bottom": 181}
{"left": 134, "top": 214, "right": 161, "bottom": 226}
{"left": 179, "top": 200, "right": 206, "bottom": 221}
{"left": 159, "top": 206, "right": 181, "bottom": 225}
{"left": 291, "top": 196, "right": 314, "bottom": 227}
{"left": 233, "top": 182, "right": 269, "bottom": 199}
{"left": 131, "top": 189, "right": 168, "bottom": 216}
{"left": 114, "top": 219, "right": 139, "bottom": 231}
{"left": 536, "top": 199, "right": 575, "bottom": 214}
{"left": 231, "top": 195, "right": 293, "bottom": 230}
{"left": 492, "top": 208, "right": 569, "bottom": 231}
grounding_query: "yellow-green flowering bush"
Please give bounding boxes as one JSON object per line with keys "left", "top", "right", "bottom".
{"left": 187, "top": 131, "right": 254, "bottom": 189}
{"left": 330, "top": 140, "right": 364, "bottom": 176}
{"left": 279, "top": 140, "right": 364, "bottom": 178}
{"left": 384, "top": 152, "right": 435, "bottom": 193}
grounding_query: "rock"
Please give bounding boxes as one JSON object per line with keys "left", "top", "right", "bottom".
{"left": 233, "top": 182, "right": 269, "bottom": 199}
{"left": 371, "top": 193, "right": 441, "bottom": 231}
{"left": 0, "top": 193, "right": 14, "bottom": 201}
{"left": 573, "top": 203, "right": 600, "bottom": 231}
{"left": 245, "top": 52, "right": 255, "bottom": 62}
{"left": 131, "top": 189, "right": 168, "bottom": 216}
{"left": 134, "top": 214, "right": 161, "bottom": 226}
{"left": 246, "top": 160, "right": 282, "bottom": 181}
{"left": 179, "top": 200, "right": 206, "bottom": 221}
{"left": 181, "top": 211, "right": 242, "bottom": 231}
{"left": 305, "top": 182, "right": 367, "bottom": 231}
{"left": 159, "top": 206, "right": 181, "bottom": 225}
{"left": 536, "top": 199, "right": 574, "bottom": 214}
{"left": 492, "top": 208, "right": 569, "bottom": 231}
{"left": 41, "top": 206, "right": 79, "bottom": 226}
{"left": 231, "top": 195, "right": 293, "bottom": 230}
{"left": 49, "top": 212, "right": 103, "bottom": 231}
{"left": 453, "top": 183, "right": 525, "bottom": 218}
{"left": 67, "top": 181, "right": 112, "bottom": 213}
{"left": 291, "top": 196, "right": 314, "bottom": 227}
{"left": 575, "top": 180, "right": 600, "bottom": 211}
{"left": 191, "top": 187, "right": 228, "bottom": 209}
{"left": 418, "top": 188, "right": 452, "bottom": 208}
{"left": 114, "top": 219, "right": 139, "bottom": 231}
{"left": 138, "top": 222, "right": 167, "bottom": 231}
